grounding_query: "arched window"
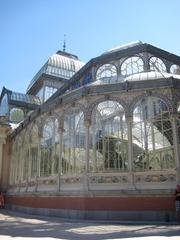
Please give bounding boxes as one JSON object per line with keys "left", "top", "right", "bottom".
{"left": 62, "top": 108, "right": 86, "bottom": 175}
{"left": 121, "top": 56, "right": 144, "bottom": 76}
{"left": 40, "top": 118, "right": 59, "bottom": 177}
{"left": 90, "top": 100, "right": 128, "bottom": 172}
{"left": 170, "top": 64, "right": 180, "bottom": 74}
{"left": 96, "top": 64, "right": 117, "bottom": 84}
{"left": 10, "top": 108, "right": 24, "bottom": 123}
{"left": 149, "top": 57, "right": 166, "bottom": 72}
{"left": 132, "top": 97, "right": 174, "bottom": 171}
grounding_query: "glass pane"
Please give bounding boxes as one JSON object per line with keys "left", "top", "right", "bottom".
{"left": 121, "top": 56, "right": 144, "bottom": 76}
{"left": 62, "top": 108, "right": 86, "bottom": 175}
{"left": 90, "top": 100, "right": 128, "bottom": 173}
{"left": 96, "top": 64, "right": 117, "bottom": 84}
{"left": 132, "top": 97, "right": 174, "bottom": 171}
{"left": 149, "top": 57, "right": 166, "bottom": 72}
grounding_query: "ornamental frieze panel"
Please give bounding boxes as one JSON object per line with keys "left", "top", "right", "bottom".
{"left": 61, "top": 176, "right": 82, "bottom": 184}
{"left": 134, "top": 172, "right": 176, "bottom": 183}
{"left": 90, "top": 175, "right": 129, "bottom": 184}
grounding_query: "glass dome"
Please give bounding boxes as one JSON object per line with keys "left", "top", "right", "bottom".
{"left": 27, "top": 51, "right": 84, "bottom": 93}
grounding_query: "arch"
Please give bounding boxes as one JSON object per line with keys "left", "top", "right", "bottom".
{"left": 132, "top": 96, "right": 174, "bottom": 171}
{"left": 121, "top": 56, "right": 144, "bottom": 77}
{"left": 129, "top": 92, "right": 174, "bottom": 116}
{"left": 85, "top": 96, "right": 129, "bottom": 123}
{"left": 96, "top": 63, "right": 118, "bottom": 84}
{"left": 89, "top": 100, "right": 128, "bottom": 173}
{"left": 149, "top": 56, "right": 166, "bottom": 72}
{"left": 170, "top": 64, "right": 180, "bottom": 74}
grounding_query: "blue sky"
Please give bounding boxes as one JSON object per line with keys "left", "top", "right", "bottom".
{"left": 1, "top": 0, "right": 180, "bottom": 93}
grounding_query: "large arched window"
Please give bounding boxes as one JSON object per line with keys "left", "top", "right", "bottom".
{"left": 96, "top": 64, "right": 117, "bottom": 84}
{"left": 62, "top": 108, "right": 86, "bottom": 175}
{"left": 40, "top": 118, "right": 59, "bottom": 177}
{"left": 149, "top": 57, "right": 166, "bottom": 72}
{"left": 121, "top": 56, "right": 144, "bottom": 76}
{"left": 132, "top": 97, "right": 174, "bottom": 171}
{"left": 90, "top": 100, "right": 128, "bottom": 172}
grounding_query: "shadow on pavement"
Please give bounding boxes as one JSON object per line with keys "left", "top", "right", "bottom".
{"left": 0, "top": 209, "right": 179, "bottom": 240}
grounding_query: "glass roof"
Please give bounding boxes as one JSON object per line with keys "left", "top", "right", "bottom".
{"left": 27, "top": 51, "right": 84, "bottom": 92}
{"left": 11, "top": 91, "right": 41, "bottom": 105}
{"left": 104, "top": 40, "right": 144, "bottom": 54}
{"left": 124, "top": 71, "right": 180, "bottom": 82}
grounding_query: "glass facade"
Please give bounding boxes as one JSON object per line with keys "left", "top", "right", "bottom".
{"left": 7, "top": 42, "right": 180, "bottom": 191}
{"left": 9, "top": 95, "right": 179, "bottom": 187}
{"left": 44, "top": 86, "right": 58, "bottom": 102}
{"left": 11, "top": 92, "right": 41, "bottom": 105}
{"left": 132, "top": 97, "right": 174, "bottom": 171}
{"left": 0, "top": 94, "right": 8, "bottom": 116}
{"left": 90, "top": 101, "right": 128, "bottom": 172}
{"left": 62, "top": 108, "right": 86, "bottom": 174}
{"left": 40, "top": 118, "right": 59, "bottom": 177}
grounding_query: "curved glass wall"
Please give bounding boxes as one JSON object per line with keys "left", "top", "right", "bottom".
{"left": 132, "top": 97, "right": 174, "bottom": 171}
{"left": 149, "top": 57, "right": 166, "bottom": 72}
{"left": 40, "top": 118, "right": 59, "bottom": 177}
{"left": 121, "top": 56, "right": 144, "bottom": 76}
{"left": 62, "top": 108, "right": 86, "bottom": 175}
{"left": 90, "top": 101, "right": 128, "bottom": 172}
{"left": 96, "top": 64, "right": 117, "bottom": 84}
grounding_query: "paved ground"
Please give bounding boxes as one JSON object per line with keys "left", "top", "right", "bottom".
{"left": 0, "top": 209, "right": 179, "bottom": 240}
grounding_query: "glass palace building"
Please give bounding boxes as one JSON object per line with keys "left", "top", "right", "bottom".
{"left": 0, "top": 41, "right": 180, "bottom": 221}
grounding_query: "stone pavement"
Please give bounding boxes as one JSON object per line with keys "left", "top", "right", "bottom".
{"left": 0, "top": 209, "right": 179, "bottom": 240}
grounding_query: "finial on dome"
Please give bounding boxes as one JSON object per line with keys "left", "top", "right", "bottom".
{"left": 63, "top": 34, "right": 66, "bottom": 52}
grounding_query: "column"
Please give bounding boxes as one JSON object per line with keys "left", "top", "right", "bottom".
{"left": 58, "top": 126, "right": 63, "bottom": 191}
{"left": 84, "top": 120, "right": 91, "bottom": 191}
{"left": 35, "top": 126, "right": 43, "bottom": 191}
{"left": 126, "top": 116, "right": 133, "bottom": 185}
{"left": 171, "top": 114, "right": 180, "bottom": 182}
